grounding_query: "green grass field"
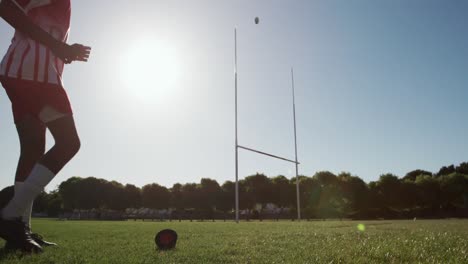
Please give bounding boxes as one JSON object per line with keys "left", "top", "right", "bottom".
{"left": 0, "top": 219, "right": 467, "bottom": 263}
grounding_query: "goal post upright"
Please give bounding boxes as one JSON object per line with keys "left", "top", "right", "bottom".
{"left": 291, "top": 67, "right": 301, "bottom": 221}
{"left": 234, "top": 28, "right": 240, "bottom": 223}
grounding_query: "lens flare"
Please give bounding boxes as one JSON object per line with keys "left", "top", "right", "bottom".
{"left": 357, "top": 224, "right": 366, "bottom": 232}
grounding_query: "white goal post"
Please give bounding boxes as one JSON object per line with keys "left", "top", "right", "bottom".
{"left": 234, "top": 28, "right": 301, "bottom": 223}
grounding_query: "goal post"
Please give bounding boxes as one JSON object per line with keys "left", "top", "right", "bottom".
{"left": 234, "top": 28, "right": 301, "bottom": 223}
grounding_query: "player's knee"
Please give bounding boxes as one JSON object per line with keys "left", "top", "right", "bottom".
{"left": 72, "top": 138, "right": 81, "bottom": 155}
{"left": 66, "top": 136, "right": 81, "bottom": 158}
{"left": 56, "top": 135, "right": 80, "bottom": 159}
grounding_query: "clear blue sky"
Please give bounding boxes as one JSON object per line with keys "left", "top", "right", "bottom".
{"left": 1, "top": 0, "right": 467, "bottom": 191}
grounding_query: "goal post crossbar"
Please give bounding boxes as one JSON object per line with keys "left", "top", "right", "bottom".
{"left": 237, "top": 145, "right": 300, "bottom": 165}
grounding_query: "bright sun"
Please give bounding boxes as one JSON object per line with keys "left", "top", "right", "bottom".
{"left": 120, "top": 39, "right": 180, "bottom": 102}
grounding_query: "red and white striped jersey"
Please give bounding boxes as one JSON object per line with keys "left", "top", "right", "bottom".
{"left": 0, "top": 0, "right": 71, "bottom": 86}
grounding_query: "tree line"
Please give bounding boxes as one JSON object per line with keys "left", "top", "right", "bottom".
{"left": 22, "top": 162, "right": 468, "bottom": 219}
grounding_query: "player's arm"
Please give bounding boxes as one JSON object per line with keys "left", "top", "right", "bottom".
{"left": 0, "top": 0, "right": 90, "bottom": 63}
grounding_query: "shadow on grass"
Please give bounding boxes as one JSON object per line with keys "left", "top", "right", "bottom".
{"left": 0, "top": 247, "right": 29, "bottom": 261}
{"left": 0, "top": 248, "right": 14, "bottom": 261}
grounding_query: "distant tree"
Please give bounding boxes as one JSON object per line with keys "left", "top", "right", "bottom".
{"left": 141, "top": 183, "right": 170, "bottom": 209}
{"left": 33, "top": 190, "right": 63, "bottom": 217}
{"left": 314, "top": 171, "right": 338, "bottom": 187}
{"left": 376, "top": 174, "right": 402, "bottom": 208}
{"left": 33, "top": 192, "right": 50, "bottom": 214}
{"left": 181, "top": 183, "right": 199, "bottom": 209}
{"left": 238, "top": 179, "right": 254, "bottom": 210}
{"left": 456, "top": 162, "right": 468, "bottom": 175}
{"left": 123, "top": 184, "right": 141, "bottom": 209}
{"left": 438, "top": 173, "right": 468, "bottom": 210}
{"left": 58, "top": 177, "right": 83, "bottom": 210}
{"left": 313, "top": 171, "right": 343, "bottom": 218}
{"left": 198, "top": 178, "right": 222, "bottom": 210}
{"left": 399, "top": 180, "right": 417, "bottom": 210}
{"left": 403, "top": 169, "right": 432, "bottom": 181}
{"left": 170, "top": 183, "right": 183, "bottom": 210}
{"left": 436, "top": 165, "right": 456, "bottom": 177}
{"left": 218, "top": 181, "right": 235, "bottom": 212}
{"left": 242, "top": 173, "right": 273, "bottom": 207}
{"left": 59, "top": 177, "right": 138, "bottom": 211}
{"left": 39, "top": 161, "right": 468, "bottom": 219}
{"left": 414, "top": 175, "right": 440, "bottom": 209}
{"left": 367, "top": 181, "right": 383, "bottom": 209}
{"left": 58, "top": 177, "right": 110, "bottom": 210}
{"left": 271, "top": 175, "right": 294, "bottom": 207}
{"left": 79, "top": 177, "right": 110, "bottom": 209}
{"left": 337, "top": 172, "right": 369, "bottom": 213}
{"left": 298, "top": 176, "right": 321, "bottom": 210}
{"left": 46, "top": 191, "right": 63, "bottom": 217}
{"left": 103, "top": 181, "right": 126, "bottom": 210}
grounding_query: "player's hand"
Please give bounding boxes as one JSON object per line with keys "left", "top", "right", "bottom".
{"left": 53, "top": 43, "right": 91, "bottom": 64}
{"left": 64, "top": 44, "right": 91, "bottom": 64}
{"left": 67, "top": 44, "right": 91, "bottom": 63}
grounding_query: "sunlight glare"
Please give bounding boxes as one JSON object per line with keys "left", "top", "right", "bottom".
{"left": 120, "top": 39, "right": 180, "bottom": 103}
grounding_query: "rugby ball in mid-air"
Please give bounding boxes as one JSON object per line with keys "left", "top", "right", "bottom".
{"left": 155, "top": 229, "right": 178, "bottom": 250}
{"left": 255, "top": 17, "right": 260, "bottom": 24}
